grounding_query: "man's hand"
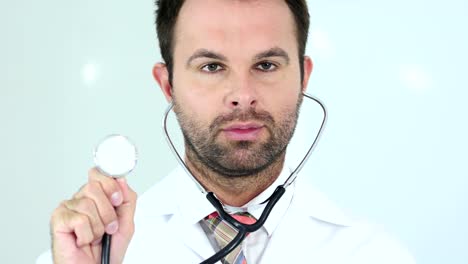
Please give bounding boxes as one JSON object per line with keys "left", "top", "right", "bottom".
{"left": 50, "top": 168, "right": 137, "bottom": 264}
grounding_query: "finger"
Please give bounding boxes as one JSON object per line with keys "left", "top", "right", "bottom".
{"left": 88, "top": 167, "right": 124, "bottom": 207}
{"left": 62, "top": 198, "right": 105, "bottom": 244}
{"left": 74, "top": 181, "right": 119, "bottom": 234}
{"left": 115, "top": 178, "right": 137, "bottom": 236}
{"left": 51, "top": 204, "right": 95, "bottom": 247}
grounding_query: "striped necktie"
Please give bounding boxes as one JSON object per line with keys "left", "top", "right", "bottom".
{"left": 204, "top": 212, "right": 257, "bottom": 264}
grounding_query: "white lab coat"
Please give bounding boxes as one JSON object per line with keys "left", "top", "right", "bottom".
{"left": 37, "top": 167, "right": 416, "bottom": 263}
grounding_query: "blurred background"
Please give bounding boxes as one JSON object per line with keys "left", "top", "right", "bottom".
{"left": 1, "top": 0, "right": 466, "bottom": 263}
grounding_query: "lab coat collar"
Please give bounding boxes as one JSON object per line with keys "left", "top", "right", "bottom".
{"left": 136, "top": 163, "right": 354, "bottom": 231}
{"left": 135, "top": 164, "right": 354, "bottom": 260}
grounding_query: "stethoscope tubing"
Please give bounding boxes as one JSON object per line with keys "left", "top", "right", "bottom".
{"left": 101, "top": 234, "right": 111, "bottom": 264}
{"left": 201, "top": 186, "right": 286, "bottom": 264}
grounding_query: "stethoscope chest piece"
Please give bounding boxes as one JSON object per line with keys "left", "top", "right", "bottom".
{"left": 94, "top": 134, "right": 138, "bottom": 178}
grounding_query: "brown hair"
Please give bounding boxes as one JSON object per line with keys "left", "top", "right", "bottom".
{"left": 155, "top": 0, "right": 310, "bottom": 84}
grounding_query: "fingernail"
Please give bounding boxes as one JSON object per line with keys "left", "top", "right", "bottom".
{"left": 106, "top": 221, "right": 119, "bottom": 234}
{"left": 116, "top": 178, "right": 127, "bottom": 184}
{"left": 111, "top": 192, "right": 122, "bottom": 206}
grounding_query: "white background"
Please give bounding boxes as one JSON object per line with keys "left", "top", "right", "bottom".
{"left": 1, "top": 0, "right": 467, "bottom": 263}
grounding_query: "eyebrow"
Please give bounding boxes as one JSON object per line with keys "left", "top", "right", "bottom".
{"left": 185, "top": 47, "right": 291, "bottom": 68}
{"left": 186, "top": 49, "right": 228, "bottom": 68}
{"left": 254, "top": 47, "right": 290, "bottom": 65}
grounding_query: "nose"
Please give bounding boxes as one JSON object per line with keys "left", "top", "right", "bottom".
{"left": 225, "top": 74, "right": 258, "bottom": 110}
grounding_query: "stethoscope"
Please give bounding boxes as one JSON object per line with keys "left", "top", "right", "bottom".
{"left": 163, "top": 92, "right": 327, "bottom": 264}
{"left": 95, "top": 92, "right": 327, "bottom": 264}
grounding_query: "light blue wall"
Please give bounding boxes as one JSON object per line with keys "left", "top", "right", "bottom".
{"left": 0, "top": 0, "right": 466, "bottom": 263}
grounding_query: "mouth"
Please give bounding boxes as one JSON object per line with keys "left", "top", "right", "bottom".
{"left": 221, "top": 122, "right": 265, "bottom": 141}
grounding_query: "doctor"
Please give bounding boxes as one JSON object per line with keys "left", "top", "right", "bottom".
{"left": 39, "top": 0, "right": 416, "bottom": 263}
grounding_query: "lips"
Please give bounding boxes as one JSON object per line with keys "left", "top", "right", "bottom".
{"left": 221, "top": 122, "right": 265, "bottom": 141}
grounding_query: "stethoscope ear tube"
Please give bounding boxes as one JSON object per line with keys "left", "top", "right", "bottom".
{"left": 283, "top": 93, "right": 328, "bottom": 188}
{"left": 200, "top": 186, "right": 286, "bottom": 264}
{"left": 163, "top": 93, "right": 327, "bottom": 192}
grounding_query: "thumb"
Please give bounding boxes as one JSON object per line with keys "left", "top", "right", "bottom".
{"left": 115, "top": 178, "right": 137, "bottom": 236}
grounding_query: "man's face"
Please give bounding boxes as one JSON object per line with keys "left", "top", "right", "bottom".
{"left": 169, "top": 0, "right": 309, "bottom": 177}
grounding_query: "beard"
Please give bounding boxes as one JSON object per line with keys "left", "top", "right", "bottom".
{"left": 173, "top": 94, "right": 303, "bottom": 178}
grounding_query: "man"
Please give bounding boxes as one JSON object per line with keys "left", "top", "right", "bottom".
{"left": 38, "top": 0, "right": 416, "bottom": 263}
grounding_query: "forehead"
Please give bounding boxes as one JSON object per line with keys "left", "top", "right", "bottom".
{"left": 174, "top": 0, "right": 297, "bottom": 59}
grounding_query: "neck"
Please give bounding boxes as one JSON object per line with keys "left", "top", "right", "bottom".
{"left": 184, "top": 151, "right": 286, "bottom": 207}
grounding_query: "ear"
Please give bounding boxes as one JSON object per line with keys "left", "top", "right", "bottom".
{"left": 152, "top": 63, "right": 173, "bottom": 102}
{"left": 301, "top": 56, "right": 314, "bottom": 93}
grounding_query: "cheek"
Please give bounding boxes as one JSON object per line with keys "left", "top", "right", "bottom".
{"left": 269, "top": 95, "right": 300, "bottom": 123}
{"left": 257, "top": 76, "right": 301, "bottom": 113}
{"left": 174, "top": 70, "right": 224, "bottom": 102}
{"left": 173, "top": 86, "right": 219, "bottom": 127}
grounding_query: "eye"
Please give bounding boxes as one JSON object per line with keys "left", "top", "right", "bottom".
{"left": 201, "top": 63, "right": 224, "bottom": 73}
{"left": 255, "top": 62, "right": 277, "bottom": 72}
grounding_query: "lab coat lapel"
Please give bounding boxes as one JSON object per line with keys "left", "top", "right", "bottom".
{"left": 168, "top": 167, "right": 218, "bottom": 261}
{"left": 168, "top": 206, "right": 216, "bottom": 261}
{"left": 260, "top": 180, "right": 355, "bottom": 263}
